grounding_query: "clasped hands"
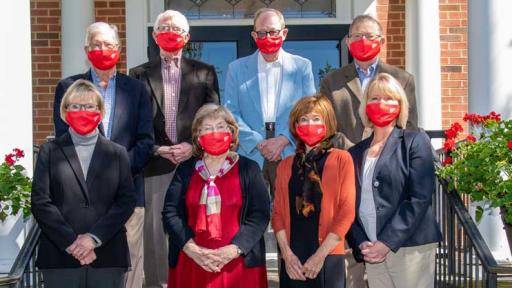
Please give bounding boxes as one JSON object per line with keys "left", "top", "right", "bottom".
{"left": 282, "top": 250, "right": 326, "bottom": 281}
{"left": 67, "top": 234, "right": 97, "bottom": 266}
{"left": 257, "top": 136, "right": 289, "bottom": 162}
{"left": 183, "top": 240, "right": 240, "bottom": 273}
{"left": 157, "top": 142, "right": 193, "bottom": 164}
{"left": 359, "top": 240, "right": 391, "bottom": 263}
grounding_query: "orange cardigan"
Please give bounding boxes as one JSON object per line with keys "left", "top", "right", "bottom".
{"left": 271, "top": 149, "right": 356, "bottom": 255}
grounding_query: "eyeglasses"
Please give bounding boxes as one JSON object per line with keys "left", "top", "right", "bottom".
{"left": 200, "top": 124, "right": 229, "bottom": 134}
{"left": 156, "top": 25, "right": 187, "bottom": 34}
{"left": 89, "top": 41, "right": 119, "bottom": 51}
{"left": 349, "top": 33, "right": 382, "bottom": 41}
{"left": 67, "top": 103, "right": 98, "bottom": 112}
{"left": 254, "top": 30, "right": 282, "bottom": 39}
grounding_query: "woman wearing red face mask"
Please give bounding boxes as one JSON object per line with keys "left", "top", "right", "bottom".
{"left": 272, "top": 95, "right": 356, "bottom": 288}
{"left": 32, "top": 80, "right": 136, "bottom": 288}
{"left": 162, "top": 104, "right": 270, "bottom": 288}
{"left": 346, "top": 73, "right": 442, "bottom": 288}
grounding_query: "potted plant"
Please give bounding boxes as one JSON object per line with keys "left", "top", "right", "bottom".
{"left": 0, "top": 148, "right": 31, "bottom": 224}
{"left": 437, "top": 112, "right": 512, "bottom": 257}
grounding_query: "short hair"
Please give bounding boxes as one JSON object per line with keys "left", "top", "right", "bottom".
{"left": 349, "top": 14, "right": 383, "bottom": 35}
{"left": 191, "top": 104, "right": 239, "bottom": 157}
{"left": 288, "top": 94, "right": 338, "bottom": 148}
{"left": 153, "top": 10, "right": 190, "bottom": 33}
{"left": 84, "top": 22, "right": 120, "bottom": 47}
{"left": 60, "top": 79, "right": 105, "bottom": 123}
{"left": 253, "top": 8, "right": 286, "bottom": 30}
{"left": 359, "top": 73, "right": 409, "bottom": 128}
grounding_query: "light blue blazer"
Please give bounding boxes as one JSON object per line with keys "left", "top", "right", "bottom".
{"left": 223, "top": 50, "right": 316, "bottom": 167}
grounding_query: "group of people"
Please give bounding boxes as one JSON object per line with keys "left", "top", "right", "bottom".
{"left": 30, "top": 6, "right": 442, "bottom": 288}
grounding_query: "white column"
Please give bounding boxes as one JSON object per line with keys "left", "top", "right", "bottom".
{"left": 468, "top": 0, "right": 512, "bottom": 120}
{"left": 468, "top": 0, "right": 512, "bottom": 262}
{"left": 405, "top": 0, "right": 442, "bottom": 132}
{"left": 126, "top": 0, "right": 149, "bottom": 69}
{"left": 61, "top": 0, "right": 94, "bottom": 77}
{"left": 0, "top": 1, "right": 33, "bottom": 272}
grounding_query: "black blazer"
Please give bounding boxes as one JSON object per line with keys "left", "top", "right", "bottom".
{"left": 129, "top": 57, "right": 220, "bottom": 176}
{"left": 53, "top": 70, "right": 154, "bottom": 206}
{"left": 347, "top": 128, "right": 442, "bottom": 261}
{"left": 31, "top": 133, "right": 136, "bottom": 268}
{"left": 161, "top": 156, "right": 270, "bottom": 268}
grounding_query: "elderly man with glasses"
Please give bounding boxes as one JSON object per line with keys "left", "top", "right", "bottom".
{"left": 223, "top": 8, "right": 315, "bottom": 198}
{"left": 53, "top": 22, "right": 154, "bottom": 288}
{"left": 319, "top": 14, "right": 419, "bottom": 288}
{"left": 129, "top": 10, "right": 219, "bottom": 288}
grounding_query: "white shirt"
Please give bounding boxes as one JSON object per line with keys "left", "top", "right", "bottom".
{"left": 257, "top": 50, "right": 283, "bottom": 122}
{"left": 360, "top": 154, "right": 379, "bottom": 242}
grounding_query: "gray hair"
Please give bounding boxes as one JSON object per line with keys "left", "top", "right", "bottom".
{"left": 153, "top": 10, "right": 189, "bottom": 33}
{"left": 84, "top": 22, "right": 120, "bottom": 47}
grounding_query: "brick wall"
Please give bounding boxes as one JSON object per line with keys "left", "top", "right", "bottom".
{"left": 439, "top": 0, "right": 468, "bottom": 129}
{"left": 94, "top": 0, "right": 127, "bottom": 73}
{"left": 376, "top": 0, "right": 406, "bottom": 69}
{"left": 31, "top": 0, "right": 61, "bottom": 144}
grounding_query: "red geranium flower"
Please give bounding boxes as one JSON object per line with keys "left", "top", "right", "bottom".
{"left": 4, "top": 154, "right": 15, "bottom": 166}
{"left": 443, "top": 139, "right": 456, "bottom": 151}
{"left": 484, "top": 111, "right": 501, "bottom": 122}
{"left": 13, "top": 148, "right": 24, "bottom": 158}
{"left": 452, "top": 122, "right": 463, "bottom": 133}
{"left": 463, "top": 113, "right": 485, "bottom": 125}
{"left": 443, "top": 156, "right": 453, "bottom": 166}
{"left": 508, "top": 140, "right": 512, "bottom": 150}
{"left": 466, "top": 135, "right": 477, "bottom": 142}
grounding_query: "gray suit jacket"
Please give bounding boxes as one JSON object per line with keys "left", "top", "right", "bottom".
{"left": 320, "top": 61, "right": 418, "bottom": 146}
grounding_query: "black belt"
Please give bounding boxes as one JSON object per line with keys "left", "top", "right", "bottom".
{"left": 265, "top": 122, "right": 275, "bottom": 139}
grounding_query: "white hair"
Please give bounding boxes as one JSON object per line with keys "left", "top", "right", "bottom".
{"left": 153, "top": 10, "right": 189, "bottom": 33}
{"left": 84, "top": 22, "right": 120, "bottom": 47}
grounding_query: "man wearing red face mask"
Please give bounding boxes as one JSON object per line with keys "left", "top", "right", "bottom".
{"left": 53, "top": 22, "right": 154, "bottom": 288}
{"left": 223, "top": 8, "right": 316, "bottom": 199}
{"left": 129, "top": 10, "right": 219, "bottom": 288}
{"left": 320, "top": 15, "right": 418, "bottom": 147}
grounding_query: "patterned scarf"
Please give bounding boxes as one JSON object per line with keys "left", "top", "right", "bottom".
{"left": 295, "top": 136, "right": 333, "bottom": 217}
{"left": 194, "top": 152, "right": 239, "bottom": 240}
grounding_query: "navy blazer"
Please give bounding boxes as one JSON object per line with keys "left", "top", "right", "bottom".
{"left": 347, "top": 128, "right": 442, "bottom": 261}
{"left": 161, "top": 156, "right": 270, "bottom": 268}
{"left": 31, "top": 133, "right": 136, "bottom": 268}
{"left": 53, "top": 70, "right": 154, "bottom": 206}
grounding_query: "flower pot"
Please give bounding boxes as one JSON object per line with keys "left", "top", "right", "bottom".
{"left": 0, "top": 212, "right": 32, "bottom": 272}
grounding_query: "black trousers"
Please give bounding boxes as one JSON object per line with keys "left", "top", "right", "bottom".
{"left": 42, "top": 267, "right": 126, "bottom": 288}
{"left": 279, "top": 255, "right": 345, "bottom": 288}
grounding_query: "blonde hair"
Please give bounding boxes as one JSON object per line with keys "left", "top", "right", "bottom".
{"left": 289, "top": 94, "right": 338, "bottom": 147}
{"left": 191, "top": 104, "right": 239, "bottom": 157}
{"left": 253, "top": 8, "right": 286, "bottom": 29}
{"left": 360, "top": 73, "right": 409, "bottom": 128}
{"left": 153, "top": 10, "right": 190, "bottom": 33}
{"left": 60, "top": 79, "right": 105, "bottom": 123}
{"left": 84, "top": 22, "right": 120, "bottom": 47}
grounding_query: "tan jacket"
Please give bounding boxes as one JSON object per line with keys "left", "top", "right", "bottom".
{"left": 320, "top": 61, "right": 418, "bottom": 146}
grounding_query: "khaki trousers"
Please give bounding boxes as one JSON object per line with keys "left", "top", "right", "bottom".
{"left": 345, "top": 248, "right": 367, "bottom": 288}
{"left": 125, "top": 207, "right": 145, "bottom": 288}
{"left": 366, "top": 243, "right": 437, "bottom": 288}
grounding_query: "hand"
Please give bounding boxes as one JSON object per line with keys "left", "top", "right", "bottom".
{"left": 282, "top": 250, "right": 306, "bottom": 281}
{"left": 359, "top": 241, "right": 374, "bottom": 251}
{"left": 208, "top": 244, "right": 240, "bottom": 270}
{"left": 79, "top": 250, "right": 97, "bottom": 266}
{"left": 183, "top": 240, "right": 221, "bottom": 273}
{"left": 303, "top": 252, "right": 326, "bottom": 279}
{"left": 156, "top": 146, "right": 177, "bottom": 163}
{"left": 257, "top": 136, "right": 289, "bottom": 161}
{"left": 68, "top": 234, "right": 96, "bottom": 261}
{"left": 361, "top": 241, "right": 390, "bottom": 263}
{"left": 169, "top": 142, "right": 193, "bottom": 163}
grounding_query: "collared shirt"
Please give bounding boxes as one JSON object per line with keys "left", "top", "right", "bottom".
{"left": 355, "top": 60, "right": 378, "bottom": 93}
{"left": 161, "top": 53, "right": 182, "bottom": 143}
{"left": 91, "top": 69, "right": 116, "bottom": 139}
{"left": 258, "top": 50, "right": 283, "bottom": 123}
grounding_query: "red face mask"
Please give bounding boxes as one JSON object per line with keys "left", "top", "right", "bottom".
{"left": 296, "top": 124, "right": 327, "bottom": 147}
{"left": 349, "top": 38, "right": 381, "bottom": 62}
{"left": 65, "top": 111, "right": 102, "bottom": 135}
{"left": 198, "top": 132, "right": 232, "bottom": 156}
{"left": 156, "top": 32, "right": 186, "bottom": 53}
{"left": 365, "top": 102, "right": 401, "bottom": 127}
{"left": 87, "top": 50, "right": 120, "bottom": 70}
{"left": 255, "top": 36, "right": 283, "bottom": 55}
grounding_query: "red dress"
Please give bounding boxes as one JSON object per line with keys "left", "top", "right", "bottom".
{"left": 167, "top": 163, "right": 268, "bottom": 288}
